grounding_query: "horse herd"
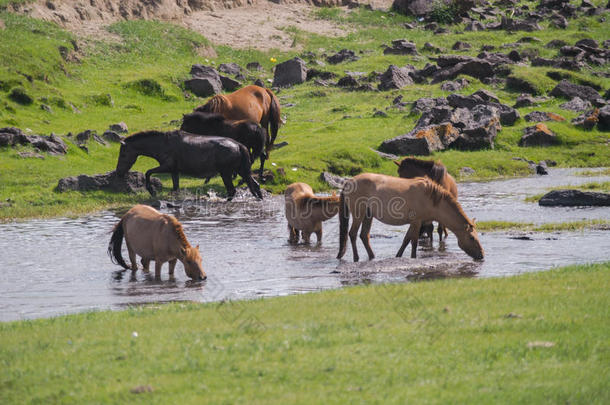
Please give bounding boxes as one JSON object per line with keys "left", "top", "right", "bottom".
{"left": 108, "top": 85, "right": 484, "bottom": 281}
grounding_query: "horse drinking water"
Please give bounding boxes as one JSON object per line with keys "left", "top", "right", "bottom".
{"left": 108, "top": 204, "right": 206, "bottom": 280}
{"left": 336, "top": 173, "right": 483, "bottom": 262}
{"left": 115, "top": 130, "right": 262, "bottom": 200}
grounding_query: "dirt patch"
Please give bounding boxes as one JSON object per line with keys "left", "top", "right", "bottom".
{"left": 11, "top": 0, "right": 392, "bottom": 51}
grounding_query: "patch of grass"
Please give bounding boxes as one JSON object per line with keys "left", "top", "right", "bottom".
{"left": 525, "top": 181, "right": 610, "bottom": 202}
{"left": 1, "top": 262, "right": 609, "bottom": 403}
{"left": 477, "top": 219, "right": 610, "bottom": 232}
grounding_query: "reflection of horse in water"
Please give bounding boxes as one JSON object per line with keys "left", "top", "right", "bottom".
{"left": 195, "top": 85, "right": 281, "bottom": 176}
{"left": 337, "top": 173, "right": 483, "bottom": 262}
{"left": 395, "top": 158, "right": 458, "bottom": 243}
{"left": 284, "top": 182, "right": 340, "bottom": 244}
{"left": 108, "top": 204, "right": 206, "bottom": 280}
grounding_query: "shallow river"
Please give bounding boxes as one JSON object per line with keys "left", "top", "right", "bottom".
{"left": 1, "top": 168, "right": 608, "bottom": 321}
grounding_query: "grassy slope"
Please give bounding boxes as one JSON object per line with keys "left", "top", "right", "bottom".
{"left": 1, "top": 5, "right": 609, "bottom": 219}
{"left": 1, "top": 262, "right": 609, "bottom": 403}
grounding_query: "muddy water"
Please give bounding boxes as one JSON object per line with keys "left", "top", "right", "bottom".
{"left": 1, "top": 168, "right": 608, "bottom": 321}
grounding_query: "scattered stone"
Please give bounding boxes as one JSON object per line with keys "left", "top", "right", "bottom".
{"left": 102, "top": 130, "right": 125, "bottom": 143}
{"left": 373, "top": 110, "right": 388, "bottom": 118}
{"left": 370, "top": 147, "right": 398, "bottom": 160}
{"left": 524, "top": 111, "right": 565, "bottom": 122}
{"left": 527, "top": 341, "right": 555, "bottom": 348}
{"left": 130, "top": 385, "right": 154, "bottom": 394}
{"left": 0, "top": 127, "right": 67, "bottom": 155}
{"left": 56, "top": 171, "right": 162, "bottom": 194}
{"left": 546, "top": 39, "right": 567, "bottom": 48}
{"left": 219, "top": 75, "right": 241, "bottom": 92}
{"left": 337, "top": 75, "right": 359, "bottom": 88}
{"left": 378, "top": 65, "right": 413, "bottom": 91}
{"left": 379, "top": 123, "right": 460, "bottom": 155}
{"left": 459, "top": 166, "right": 475, "bottom": 176}
{"left": 431, "top": 58, "right": 495, "bottom": 83}
{"left": 384, "top": 39, "right": 418, "bottom": 55}
{"left": 422, "top": 42, "right": 443, "bottom": 54}
{"left": 109, "top": 122, "right": 128, "bottom": 133}
{"left": 536, "top": 162, "right": 548, "bottom": 175}
{"left": 514, "top": 94, "right": 536, "bottom": 108}
{"left": 571, "top": 108, "right": 599, "bottom": 130}
{"left": 320, "top": 171, "right": 348, "bottom": 189}
{"left": 452, "top": 41, "right": 472, "bottom": 51}
{"left": 465, "top": 21, "right": 484, "bottom": 31}
{"left": 597, "top": 105, "right": 610, "bottom": 131}
{"left": 272, "top": 57, "right": 307, "bottom": 87}
{"left": 559, "top": 97, "right": 592, "bottom": 112}
{"left": 246, "top": 62, "right": 262, "bottom": 71}
{"left": 412, "top": 97, "right": 448, "bottom": 114}
{"left": 40, "top": 104, "right": 53, "bottom": 113}
{"left": 306, "top": 69, "right": 337, "bottom": 81}
{"left": 75, "top": 129, "right": 106, "bottom": 146}
{"left": 391, "top": 0, "right": 435, "bottom": 16}
{"left": 218, "top": 62, "right": 242, "bottom": 76}
{"left": 550, "top": 80, "right": 604, "bottom": 106}
{"left": 506, "top": 75, "right": 539, "bottom": 95}
{"left": 253, "top": 78, "right": 265, "bottom": 87}
{"left": 186, "top": 65, "right": 222, "bottom": 97}
{"left": 440, "top": 78, "right": 470, "bottom": 92}
{"left": 539, "top": 189, "right": 610, "bottom": 206}
{"left": 326, "top": 49, "right": 359, "bottom": 64}
{"left": 17, "top": 151, "right": 44, "bottom": 159}
{"left": 519, "top": 124, "right": 560, "bottom": 147}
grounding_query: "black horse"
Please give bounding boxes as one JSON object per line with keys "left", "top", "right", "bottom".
{"left": 115, "top": 130, "right": 262, "bottom": 200}
{"left": 180, "top": 112, "right": 268, "bottom": 176}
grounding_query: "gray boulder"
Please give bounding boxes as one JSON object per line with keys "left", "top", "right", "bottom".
{"left": 56, "top": 171, "right": 162, "bottom": 194}
{"left": 320, "top": 172, "right": 349, "bottom": 189}
{"left": 109, "top": 122, "right": 128, "bottom": 133}
{"left": 384, "top": 40, "right": 418, "bottom": 55}
{"left": 379, "top": 123, "right": 461, "bottom": 155}
{"left": 550, "top": 80, "right": 604, "bottom": 106}
{"left": 519, "top": 124, "right": 560, "bottom": 147}
{"left": 559, "top": 97, "right": 592, "bottom": 112}
{"left": 273, "top": 57, "right": 307, "bottom": 87}
{"left": 218, "top": 63, "right": 243, "bottom": 76}
{"left": 597, "top": 105, "right": 610, "bottom": 131}
{"left": 539, "top": 189, "right": 610, "bottom": 206}
{"left": 102, "top": 130, "right": 125, "bottom": 143}
{"left": 326, "top": 49, "right": 359, "bottom": 64}
{"left": 0, "top": 127, "right": 67, "bottom": 155}
{"left": 186, "top": 65, "right": 222, "bottom": 97}
{"left": 219, "top": 75, "right": 241, "bottom": 91}
{"left": 378, "top": 65, "right": 413, "bottom": 91}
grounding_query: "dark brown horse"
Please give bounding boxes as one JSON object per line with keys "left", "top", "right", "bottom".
{"left": 394, "top": 158, "right": 458, "bottom": 246}
{"left": 115, "top": 130, "right": 262, "bottom": 200}
{"left": 195, "top": 85, "right": 281, "bottom": 174}
{"left": 180, "top": 112, "right": 268, "bottom": 173}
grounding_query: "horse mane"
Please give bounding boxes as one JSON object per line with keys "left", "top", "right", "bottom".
{"left": 195, "top": 95, "right": 227, "bottom": 114}
{"left": 125, "top": 130, "right": 172, "bottom": 143}
{"left": 399, "top": 157, "right": 447, "bottom": 184}
{"left": 184, "top": 111, "right": 226, "bottom": 124}
{"left": 164, "top": 215, "right": 191, "bottom": 248}
{"left": 423, "top": 178, "right": 474, "bottom": 227}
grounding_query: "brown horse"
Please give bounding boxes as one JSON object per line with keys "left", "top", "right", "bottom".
{"left": 108, "top": 204, "right": 206, "bottom": 280}
{"left": 195, "top": 85, "right": 281, "bottom": 166}
{"left": 394, "top": 158, "right": 458, "bottom": 243}
{"left": 337, "top": 173, "right": 483, "bottom": 262}
{"left": 284, "top": 182, "right": 340, "bottom": 244}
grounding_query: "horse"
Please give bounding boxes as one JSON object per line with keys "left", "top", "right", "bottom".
{"left": 108, "top": 204, "right": 206, "bottom": 280}
{"left": 336, "top": 173, "right": 483, "bottom": 262}
{"left": 284, "top": 182, "right": 340, "bottom": 244}
{"left": 115, "top": 130, "right": 262, "bottom": 200}
{"left": 194, "top": 85, "right": 281, "bottom": 176}
{"left": 180, "top": 112, "right": 268, "bottom": 174}
{"left": 394, "top": 157, "right": 458, "bottom": 243}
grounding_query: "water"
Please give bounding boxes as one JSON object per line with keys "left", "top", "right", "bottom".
{"left": 1, "top": 168, "right": 608, "bottom": 321}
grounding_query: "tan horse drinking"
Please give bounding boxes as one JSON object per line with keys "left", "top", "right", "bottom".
{"left": 285, "top": 182, "right": 340, "bottom": 244}
{"left": 108, "top": 205, "right": 206, "bottom": 280}
{"left": 337, "top": 173, "right": 483, "bottom": 262}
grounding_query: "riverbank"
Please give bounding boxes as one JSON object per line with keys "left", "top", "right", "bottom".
{"left": 1, "top": 262, "right": 608, "bottom": 403}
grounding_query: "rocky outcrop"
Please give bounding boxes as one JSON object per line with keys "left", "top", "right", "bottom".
{"left": 550, "top": 80, "right": 605, "bottom": 106}
{"left": 185, "top": 64, "right": 223, "bottom": 97}
{"left": 383, "top": 40, "right": 418, "bottom": 55}
{"left": 326, "top": 49, "right": 359, "bottom": 64}
{"left": 379, "top": 123, "right": 460, "bottom": 156}
{"left": 519, "top": 124, "right": 560, "bottom": 147}
{"left": 539, "top": 190, "right": 610, "bottom": 207}
{"left": 571, "top": 106, "right": 610, "bottom": 131}
{"left": 378, "top": 65, "right": 413, "bottom": 90}
{"left": 272, "top": 57, "right": 307, "bottom": 87}
{"left": 0, "top": 127, "right": 67, "bottom": 155}
{"left": 56, "top": 171, "right": 162, "bottom": 194}
{"left": 559, "top": 97, "right": 592, "bottom": 112}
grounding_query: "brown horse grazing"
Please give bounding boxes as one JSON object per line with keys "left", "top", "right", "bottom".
{"left": 180, "top": 111, "right": 268, "bottom": 173}
{"left": 108, "top": 205, "right": 206, "bottom": 280}
{"left": 337, "top": 173, "right": 483, "bottom": 262}
{"left": 195, "top": 85, "right": 281, "bottom": 175}
{"left": 394, "top": 158, "right": 458, "bottom": 243}
{"left": 285, "top": 182, "right": 340, "bottom": 244}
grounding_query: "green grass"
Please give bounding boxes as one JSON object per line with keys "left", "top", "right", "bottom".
{"left": 1, "top": 262, "right": 608, "bottom": 403}
{"left": 525, "top": 181, "right": 610, "bottom": 202}
{"left": 1, "top": 6, "right": 610, "bottom": 219}
{"left": 477, "top": 219, "right": 610, "bottom": 232}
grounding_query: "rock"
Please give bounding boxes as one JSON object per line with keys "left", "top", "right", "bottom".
{"left": 370, "top": 147, "right": 398, "bottom": 160}
{"left": 412, "top": 97, "right": 448, "bottom": 114}
{"left": 40, "top": 104, "right": 53, "bottom": 113}
{"left": 246, "top": 62, "right": 263, "bottom": 71}
{"left": 0, "top": 127, "right": 67, "bottom": 155}
{"left": 519, "top": 124, "right": 560, "bottom": 147}
{"left": 597, "top": 105, "right": 610, "bottom": 131}
{"left": 575, "top": 38, "right": 598, "bottom": 49}
{"left": 392, "top": 0, "right": 434, "bottom": 16}
{"left": 373, "top": 110, "right": 388, "bottom": 118}
{"left": 550, "top": 80, "right": 604, "bottom": 106}
{"left": 17, "top": 151, "right": 44, "bottom": 159}
{"left": 506, "top": 75, "right": 539, "bottom": 95}
{"left": 471, "top": 89, "right": 500, "bottom": 104}
{"left": 459, "top": 166, "right": 475, "bottom": 176}
{"left": 219, "top": 75, "right": 241, "bottom": 91}
{"left": 431, "top": 59, "right": 495, "bottom": 83}
{"left": 379, "top": 123, "right": 460, "bottom": 155}
{"left": 326, "top": 49, "right": 359, "bottom": 64}
{"left": 320, "top": 171, "right": 349, "bottom": 189}
{"left": 538, "top": 189, "right": 610, "bottom": 206}
{"left": 546, "top": 39, "right": 567, "bottom": 48}
{"left": 102, "top": 130, "right": 125, "bottom": 143}
{"left": 378, "top": 65, "right": 413, "bottom": 91}
{"left": 384, "top": 39, "right": 418, "bottom": 55}
{"left": 253, "top": 78, "right": 265, "bottom": 87}
{"left": 109, "top": 122, "right": 128, "bottom": 133}
{"left": 500, "top": 17, "right": 541, "bottom": 31}
{"left": 536, "top": 162, "right": 548, "bottom": 175}
{"left": 465, "top": 21, "right": 485, "bottom": 31}
{"left": 452, "top": 41, "right": 472, "bottom": 50}
{"left": 524, "top": 111, "right": 565, "bottom": 122}
{"left": 272, "top": 57, "right": 307, "bottom": 87}
{"left": 440, "top": 78, "right": 470, "bottom": 92}
{"left": 306, "top": 69, "right": 337, "bottom": 81}
{"left": 75, "top": 129, "right": 106, "bottom": 146}
{"left": 514, "top": 94, "right": 536, "bottom": 108}
{"left": 337, "top": 75, "right": 359, "bottom": 88}
{"left": 571, "top": 108, "right": 599, "bottom": 130}
{"left": 56, "top": 171, "right": 162, "bottom": 194}
{"left": 186, "top": 65, "right": 222, "bottom": 97}
{"left": 218, "top": 62, "right": 242, "bottom": 76}
{"left": 559, "top": 97, "right": 592, "bottom": 112}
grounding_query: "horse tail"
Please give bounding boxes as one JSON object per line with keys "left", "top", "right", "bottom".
{"left": 238, "top": 144, "right": 263, "bottom": 199}
{"left": 108, "top": 218, "right": 129, "bottom": 269}
{"left": 265, "top": 88, "right": 281, "bottom": 150}
{"left": 337, "top": 191, "right": 349, "bottom": 259}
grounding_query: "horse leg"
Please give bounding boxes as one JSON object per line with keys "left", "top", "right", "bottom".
{"left": 126, "top": 240, "right": 137, "bottom": 271}
{"left": 145, "top": 164, "right": 172, "bottom": 195}
{"left": 438, "top": 224, "right": 448, "bottom": 241}
{"left": 154, "top": 260, "right": 163, "bottom": 280}
{"left": 302, "top": 231, "right": 311, "bottom": 244}
{"left": 315, "top": 222, "right": 322, "bottom": 245}
{"left": 359, "top": 209, "right": 375, "bottom": 260}
{"left": 396, "top": 226, "right": 414, "bottom": 258}
{"left": 288, "top": 225, "right": 299, "bottom": 244}
{"left": 349, "top": 216, "right": 364, "bottom": 262}
{"left": 410, "top": 221, "right": 422, "bottom": 259}
{"left": 168, "top": 259, "right": 177, "bottom": 279}
{"left": 141, "top": 258, "right": 150, "bottom": 273}
{"left": 171, "top": 172, "right": 180, "bottom": 192}
{"left": 220, "top": 171, "right": 236, "bottom": 201}
{"left": 259, "top": 154, "right": 267, "bottom": 180}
